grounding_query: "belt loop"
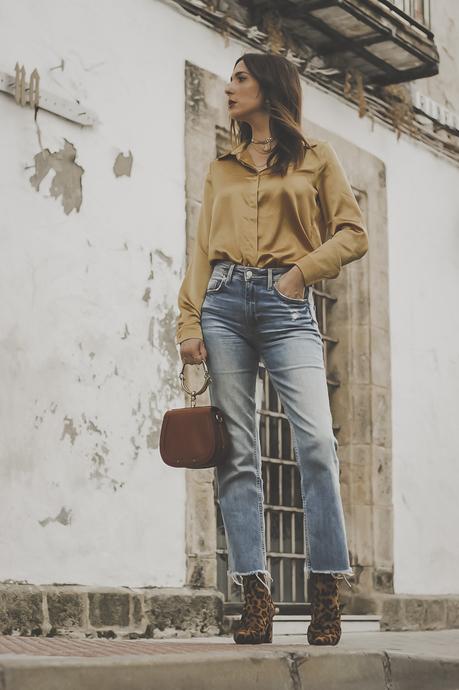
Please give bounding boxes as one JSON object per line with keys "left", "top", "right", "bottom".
{"left": 308, "top": 286, "right": 319, "bottom": 327}
{"left": 267, "top": 267, "right": 272, "bottom": 289}
{"left": 226, "top": 263, "right": 235, "bottom": 284}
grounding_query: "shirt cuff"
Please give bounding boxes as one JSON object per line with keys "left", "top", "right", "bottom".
{"left": 175, "top": 323, "right": 203, "bottom": 345}
{"left": 293, "top": 248, "right": 341, "bottom": 286}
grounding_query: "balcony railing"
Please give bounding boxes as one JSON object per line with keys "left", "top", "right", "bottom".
{"left": 247, "top": 0, "right": 439, "bottom": 85}
{"left": 387, "top": 0, "right": 431, "bottom": 30}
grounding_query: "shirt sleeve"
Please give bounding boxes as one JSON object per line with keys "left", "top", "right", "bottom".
{"left": 175, "top": 163, "right": 214, "bottom": 345}
{"left": 293, "top": 141, "right": 369, "bottom": 286}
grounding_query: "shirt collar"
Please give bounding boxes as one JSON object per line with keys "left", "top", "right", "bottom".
{"left": 217, "top": 141, "right": 250, "bottom": 162}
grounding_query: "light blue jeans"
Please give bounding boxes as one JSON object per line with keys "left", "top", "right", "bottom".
{"left": 200, "top": 260, "right": 354, "bottom": 593}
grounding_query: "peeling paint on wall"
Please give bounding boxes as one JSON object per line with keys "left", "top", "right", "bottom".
{"left": 87, "top": 419, "right": 102, "bottom": 435}
{"left": 131, "top": 396, "right": 148, "bottom": 443}
{"left": 61, "top": 416, "right": 78, "bottom": 444}
{"left": 143, "top": 248, "right": 182, "bottom": 451}
{"left": 142, "top": 286, "right": 151, "bottom": 304}
{"left": 145, "top": 307, "right": 181, "bottom": 450}
{"left": 130, "top": 436, "right": 141, "bottom": 461}
{"left": 89, "top": 451, "right": 125, "bottom": 491}
{"left": 146, "top": 389, "right": 163, "bottom": 450}
{"left": 158, "top": 306, "right": 180, "bottom": 365}
{"left": 154, "top": 249, "right": 173, "bottom": 267}
{"left": 34, "top": 402, "right": 58, "bottom": 428}
{"left": 39, "top": 506, "right": 72, "bottom": 527}
{"left": 148, "top": 317, "right": 155, "bottom": 349}
{"left": 29, "top": 139, "right": 84, "bottom": 214}
{"left": 113, "top": 151, "right": 133, "bottom": 177}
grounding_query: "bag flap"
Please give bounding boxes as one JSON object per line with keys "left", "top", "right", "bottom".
{"left": 160, "top": 406, "right": 217, "bottom": 464}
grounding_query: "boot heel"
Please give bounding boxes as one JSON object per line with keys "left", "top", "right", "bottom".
{"left": 263, "top": 620, "right": 273, "bottom": 643}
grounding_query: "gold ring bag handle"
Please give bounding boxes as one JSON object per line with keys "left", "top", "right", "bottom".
{"left": 179, "top": 360, "right": 212, "bottom": 407}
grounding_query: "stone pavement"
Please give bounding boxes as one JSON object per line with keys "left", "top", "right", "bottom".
{"left": 0, "top": 629, "right": 458, "bottom": 689}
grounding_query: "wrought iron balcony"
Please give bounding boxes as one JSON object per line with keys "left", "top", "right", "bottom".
{"left": 248, "top": 0, "right": 439, "bottom": 85}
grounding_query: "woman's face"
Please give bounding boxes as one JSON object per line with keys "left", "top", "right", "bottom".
{"left": 225, "top": 60, "right": 264, "bottom": 121}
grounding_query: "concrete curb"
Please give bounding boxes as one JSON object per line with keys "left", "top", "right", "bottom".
{"left": 1, "top": 649, "right": 459, "bottom": 690}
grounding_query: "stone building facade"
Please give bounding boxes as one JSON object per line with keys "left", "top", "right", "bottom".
{"left": 0, "top": 0, "right": 458, "bottom": 636}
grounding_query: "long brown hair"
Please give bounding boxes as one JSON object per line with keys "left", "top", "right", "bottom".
{"left": 229, "top": 52, "right": 315, "bottom": 177}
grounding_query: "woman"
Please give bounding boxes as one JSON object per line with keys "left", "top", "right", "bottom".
{"left": 176, "top": 52, "right": 369, "bottom": 646}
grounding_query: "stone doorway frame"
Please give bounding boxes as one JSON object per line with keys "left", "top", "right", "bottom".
{"left": 182, "top": 60, "right": 392, "bottom": 601}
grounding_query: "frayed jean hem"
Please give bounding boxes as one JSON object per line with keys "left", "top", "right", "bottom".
{"left": 228, "top": 569, "right": 273, "bottom": 593}
{"left": 304, "top": 566, "right": 354, "bottom": 589}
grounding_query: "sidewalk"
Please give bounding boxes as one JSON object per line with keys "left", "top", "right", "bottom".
{"left": 0, "top": 629, "right": 458, "bottom": 689}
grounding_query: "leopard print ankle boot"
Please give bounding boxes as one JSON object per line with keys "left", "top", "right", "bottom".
{"left": 307, "top": 572, "right": 342, "bottom": 645}
{"left": 233, "top": 573, "right": 276, "bottom": 644}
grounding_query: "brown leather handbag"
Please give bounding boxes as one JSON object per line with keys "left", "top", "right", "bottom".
{"left": 159, "top": 360, "right": 230, "bottom": 469}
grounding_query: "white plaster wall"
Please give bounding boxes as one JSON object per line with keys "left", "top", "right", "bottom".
{"left": 0, "top": 0, "right": 191, "bottom": 587}
{"left": 1, "top": 0, "right": 458, "bottom": 593}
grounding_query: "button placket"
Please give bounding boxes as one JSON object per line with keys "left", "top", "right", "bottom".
{"left": 236, "top": 154, "right": 263, "bottom": 267}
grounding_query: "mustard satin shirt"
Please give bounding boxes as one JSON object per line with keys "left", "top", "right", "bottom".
{"left": 176, "top": 137, "right": 368, "bottom": 344}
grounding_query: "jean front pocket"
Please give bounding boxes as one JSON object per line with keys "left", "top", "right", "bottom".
{"left": 206, "top": 272, "right": 226, "bottom": 293}
{"left": 273, "top": 277, "right": 307, "bottom": 303}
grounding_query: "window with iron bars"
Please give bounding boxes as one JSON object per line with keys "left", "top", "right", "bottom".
{"left": 215, "top": 279, "right": 341, "bottom": 610}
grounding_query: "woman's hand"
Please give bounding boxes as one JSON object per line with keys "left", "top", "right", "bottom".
{"left": 276, "top": 266, "right": 306, "bottom": 299}
{"left": 179, "top": 337, "right": 208, "bottom": 365}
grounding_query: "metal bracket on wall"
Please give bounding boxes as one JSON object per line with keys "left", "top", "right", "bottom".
{"left": 0, "top": 64, "right": 97, "bottom": 126}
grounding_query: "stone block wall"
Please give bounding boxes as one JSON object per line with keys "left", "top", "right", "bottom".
{"left": 0, "top": 585, "right": 223, "bottom": 639}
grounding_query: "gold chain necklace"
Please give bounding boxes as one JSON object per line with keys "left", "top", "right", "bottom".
{"left": 250, "top": 136, "right": 275, "bottom": 152}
